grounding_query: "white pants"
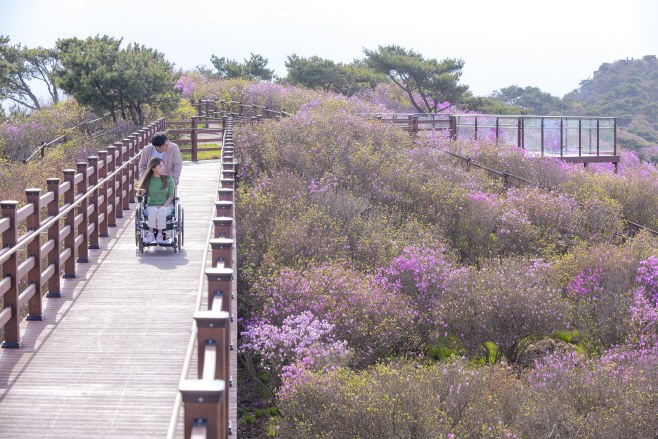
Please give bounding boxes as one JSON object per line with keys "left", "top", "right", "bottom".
{"left": 146, "top": 205, "right": 174, "bottom": 230}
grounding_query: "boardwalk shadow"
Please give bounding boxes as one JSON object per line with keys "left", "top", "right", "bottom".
{"left": 0, "top": 215, "right": 134, "bottom": 397}
{"left": 134, "top": 247, "right": 191, "bottom": 269}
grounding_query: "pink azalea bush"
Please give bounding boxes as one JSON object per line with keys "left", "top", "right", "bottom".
{"left": 184, "top": 80, "right": 658, "bottom": 435}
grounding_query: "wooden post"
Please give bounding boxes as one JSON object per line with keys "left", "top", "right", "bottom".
{"left": 196, "top": 309, "right": 231, "bottom": 432}
{"left": 215, "top": 201, "right": 233, "bottom": 218}
{"left": 75, "top": 162, "right": 89, "bottom": 263}
{"left": 127, "top": 136, "right": 137, "bottom": 204}
{"left": 1, "top": 200, "right": 21, "bottom": 348}
{"left": 179, "top": 380, "right": 227, "bottom": 439}
{"left": 205, "top": 268, "right": 233, "bottom": 313}
{"left": 113, "top": 142, "right": 124, "bottom": 218}
{"left": 210, "top": 238, "right": 234, "bottom": 268}
{"left": 97, "top": 152, "right": 109, "bottom": 237}
{"left": 62, "top": 169, "right": 76, "bottom": 278}
{"left": 46, "top": 178, "right": 62, "bottom": 297}
{"left": 195, "top": 310, "right": 230, "bottom": 383}
{"left": 191, "top": 116, "right": 198, "bottom": 162}
{"left": 212, "top": 217, "right": 233, "bottom": 239}
{"left": 106, "top": 146, "right": 118, "bottom": 226}
{"left": 121, "top": 139, "right": 131, "bottom": 212}
{"left": 87, "top": 156, "right": 100, "bottom": 249}
{"left": 25, "top": 188, "right": 43, "bottom": 321}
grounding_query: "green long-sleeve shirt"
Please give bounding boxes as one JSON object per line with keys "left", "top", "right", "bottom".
{"left": 147, "top": 176, "right": 175, "bottom": 206}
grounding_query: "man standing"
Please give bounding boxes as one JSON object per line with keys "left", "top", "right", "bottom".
{"left": 139, "top": 132, "right": 183, "bottom": 184}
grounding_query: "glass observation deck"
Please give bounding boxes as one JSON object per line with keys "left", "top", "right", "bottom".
{"left": 373, "top": 113, "right": 619, "bottom": 163}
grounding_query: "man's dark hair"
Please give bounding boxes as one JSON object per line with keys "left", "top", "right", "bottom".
{"left": 151, "top": 132, "right": 169, "bottom": 147}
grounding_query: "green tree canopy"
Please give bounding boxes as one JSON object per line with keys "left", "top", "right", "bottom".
{"left": 0, "top": 35, "right": 61, "bottom": 110}
{"left": 54, "top": 35, "right": 181, "bottom": 125}
{"left": 210, "top": 53, "right": 273, "bottom": 81}
{"left": 284, "top": 55, "right": 386, "bottom": 97}
{"left": 363, "top": 45, "right": 468, "bottom": 113}
{"left": 489, "top": 85, "right": 569, "bottom": 114}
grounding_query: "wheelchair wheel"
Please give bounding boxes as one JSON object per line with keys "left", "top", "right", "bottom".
{"left": 180, "top": 208, "right": 184, "bottom": 248}
{"left": 135, "top": 207, "right": 141, "bottom": 246}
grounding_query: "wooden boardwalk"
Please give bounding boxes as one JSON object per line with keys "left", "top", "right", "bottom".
{"left": 0, "top": 159, "right": 231, "bottom": 438}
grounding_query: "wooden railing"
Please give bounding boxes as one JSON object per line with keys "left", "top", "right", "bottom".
{"left": 165, "top": 116, "right": 227, "bottom": 161}
{"left": 22, "top": 113, "right": 114, "bottom": 164}
{"left": 167, "top": 117, "right": 237, "bottom": 439}
{"left": 0, "top": 118, "right": 166, "bottom": 347}
{"left": 188, "top": 98, "right": 291, "bottom": 120}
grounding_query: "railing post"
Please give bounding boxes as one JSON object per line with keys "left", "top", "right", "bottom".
{"left": 195, "top": 310, "right": 230, "bottom": 383}
{"left": 191, "top": 116, "right": 198, "bottom": 162}
{"left": 62, "top": 169, "right": 76, "bottom": 278}
{"left": 560, "top": 118, "right": 564, "bottom": 157}
{"left": 212, "top": 217, "right": 233, "bottom": 239}
{"left": 1, "top": 200, "right": 21, "bottom": 347}
{"left": 106, "top": 146, "right": 118, "bottom": 226}
{"left": 113, "top": 142, "right": 125, "bottom": 218}
{"left": 75, "top": 162, "right": 89, "bottom": 263}
{"left": 205, "top": 268, "right": 233, "bottom": 313}
{"left": 540, "top": 117, "right": 545, "bottom": 157}
{"left": 210, "top": 238, "right": 233, "bottom": 269}
{"left": 127, "top": 135, "right": 137, "bottom": 203}
{"left": 121, "top": 139, "right": 131, "bottom": 212}
{"left": 46, "top": 178, "right": 61, "bottom": 297}
{"left": 97, "top": 151, "right": 109, "bottom": 237}
{"left": 87, "top": 156, "right": 100, "bottom": 249}
{"left": 449, "top": 115, "right": 457, "bottom": 140}
{"left": 25, "top": 188, "right": 43, "bottom": 320}
{"left": 179, "top": 380, "right": 226, "bottom": 439}
{"left": 596, "top": 119, "right": 600, "bottom": 156}
{"left": 613, "top": 118, "right": 617, "bottom": 156}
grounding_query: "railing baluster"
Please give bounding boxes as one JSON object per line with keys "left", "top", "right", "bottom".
{"left": 75, "top": 162, "right": 89, "bottom": 263}
{"left": 62, "top": 169, "right": 76, "bottom": 278}
{"left": 25, "top": 188, "right": 43, "bottom": 320}
{"left": 46, "top": 178, "right": 61, "bottom": 297}
{"left": 1, "top": 200, "right": 21, "bottom": 347}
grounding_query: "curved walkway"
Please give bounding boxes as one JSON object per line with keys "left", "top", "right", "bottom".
{"left": 0, "top": 160, "right": 221, "bottom": 439}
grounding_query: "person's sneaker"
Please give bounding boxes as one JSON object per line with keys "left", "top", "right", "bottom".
{"left": 144, "top": 232, "right": 156, "bottom": 243}
{"left": 157, "top": 234, "right": 169, "bottom": 245}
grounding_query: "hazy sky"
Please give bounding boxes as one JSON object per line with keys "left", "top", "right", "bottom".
{"left": 1, "top": 0, "right": 657, "bottom": 101}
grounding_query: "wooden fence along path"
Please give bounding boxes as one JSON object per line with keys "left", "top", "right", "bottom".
{"left": 0, "top": 110, "right": 253, "bottom": 438}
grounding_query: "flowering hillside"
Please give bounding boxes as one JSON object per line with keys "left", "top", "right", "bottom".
{"left": 180, "top": 78, "right": 658, "bottom": 438}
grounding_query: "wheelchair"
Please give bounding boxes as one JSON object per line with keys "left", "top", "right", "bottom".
{"left": 135, "top": 188, "right": 184, "bottom": 253}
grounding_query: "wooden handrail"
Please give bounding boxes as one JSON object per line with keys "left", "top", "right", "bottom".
{"left": 168, "top": 116, "right": 236, "bottom": 439}
{"left": 1, "top": 117, "right": 167, "bottom": 347}
{"left": 22, "top": 113, "right": 113, "bottom": 164}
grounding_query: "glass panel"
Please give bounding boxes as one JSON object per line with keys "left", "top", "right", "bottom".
{"left": 498, "top": 117, "right": 519, "bottom": 147}
{"left": 523, "top": 118, "right": 542, "bottom": 153}
{"left": 580, "top": 119, "right": 596, "bottom": 155}
{"left": 543, "top": 118, "right": 561, "bottom": 155}
{"left": 600, "top": 126, "right": 615, "bottom": 154}
{"left": 456, "top": 116, "right": 477, "bottom": 141}
{"left": 474, "top": 116, "right": 495, "bottom": 141}
{"left": 564, "top": 119, "right": 580, "bottom": 155}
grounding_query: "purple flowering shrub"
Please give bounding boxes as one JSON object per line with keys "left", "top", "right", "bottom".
{"left": 224, "top": 80, "right": 658, "bottom": 435}
{"left": 240, "top": 312, "right": 350, "bottom": 398}
{"left": 519, "top": 349, "right": 658, "bottom": 438}
{"left": 256, "top": 263, "right": 416, "bottom": 366}
{"left": 434, "top": 259, "right": 569, "bottom": 364}
{"left": 554, "top": 235, "right": 657, "bottom": 350}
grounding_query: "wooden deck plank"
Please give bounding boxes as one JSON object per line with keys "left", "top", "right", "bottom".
{"left": 0, "top": 160, "right": 227, "bottom": 438}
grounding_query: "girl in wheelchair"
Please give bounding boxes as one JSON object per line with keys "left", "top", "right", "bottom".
{"left": 135, "top": 157, "right": 175, "bottom": 244}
